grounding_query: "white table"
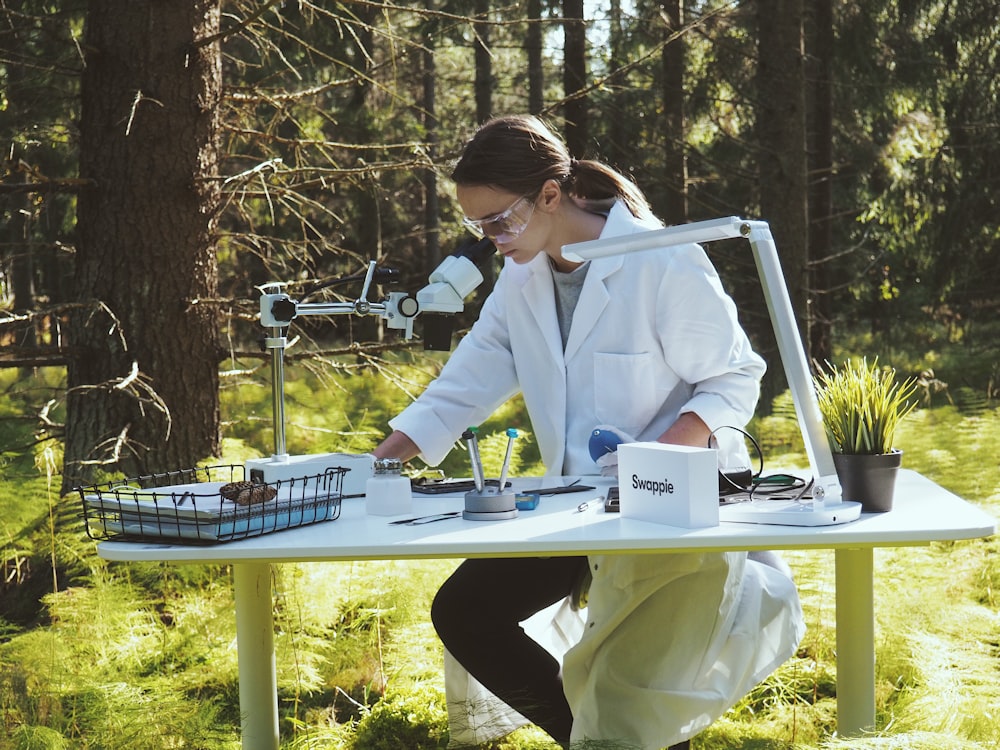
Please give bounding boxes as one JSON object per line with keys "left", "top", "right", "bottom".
{"left": 98, "top": 470, "right": 996, "bottom": 750}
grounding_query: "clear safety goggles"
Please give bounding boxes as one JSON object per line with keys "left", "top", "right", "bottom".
{"left": 461, "top": 194, "right": 536, "bottom": 244}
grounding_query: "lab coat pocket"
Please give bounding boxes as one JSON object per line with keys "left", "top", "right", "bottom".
{"left": 593, "top": 351, "right": 656, "bottom": 435}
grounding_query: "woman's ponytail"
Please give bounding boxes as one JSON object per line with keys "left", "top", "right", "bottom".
{"left": 568, "top": 158, "right": 656, "bottom": 223}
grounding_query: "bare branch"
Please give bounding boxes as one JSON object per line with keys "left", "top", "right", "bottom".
{"left": 192, "top": 0, "right": 285, "bottom": 49}
{"left": 0, "top": 178, "right": 97, "bottom": 194}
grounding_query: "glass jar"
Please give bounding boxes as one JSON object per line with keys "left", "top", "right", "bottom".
{"left": 365, "top": 457, "right": 413, "bottom": 516}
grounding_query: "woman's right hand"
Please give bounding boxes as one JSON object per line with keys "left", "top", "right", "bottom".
{"left": 372, "top": 430, "right": 420, "bottom": 462}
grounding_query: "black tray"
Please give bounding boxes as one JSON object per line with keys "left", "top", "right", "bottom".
{"left": 77, "top": 464, "right": 347, "bottom": 544}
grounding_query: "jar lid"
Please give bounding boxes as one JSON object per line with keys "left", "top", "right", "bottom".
{"left": 373, "top": 457, "right": 403, "bottom": 474}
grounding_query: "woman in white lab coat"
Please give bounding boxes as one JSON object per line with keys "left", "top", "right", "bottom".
{"left": 373, "top": 115, "right": 804, "bottom": 750}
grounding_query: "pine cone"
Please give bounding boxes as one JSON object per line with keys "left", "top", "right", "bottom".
{"left": 220, "top": 480, "right": 277, "bottom": 506}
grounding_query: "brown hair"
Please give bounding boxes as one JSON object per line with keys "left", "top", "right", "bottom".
{"left": 450, "top": 115, "right": 655, "bottom": 222}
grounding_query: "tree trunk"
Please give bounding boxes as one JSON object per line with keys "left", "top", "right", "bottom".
{"left": 66, "top": 0, "right": 222, "bottom": 492}
{"left": 526, "top": 0, "right": 544, "bottom": 115}
{"left": 344, "top": 6, "right": 383, "bottom": 342}
{"left": 563, "top": 0, "right": 588, "bottom": 156}
{"left": 423, "top": 23, "right": 440, "bottom": 269}
{"left": 607, "top": 0, "right": 627, "bottom": 168}
{"left": 806, "top": 0, "right": 834, "bottom": 364}
{"left": 756, "top": 0, "right": 810, "bottom": 401}
{"left": 8, "top": 170, "right": 35, "bottom": 347}
{"left": 473, "top": 0, "right": 493, "bottom": 123}
{"left": 4, "top": 58, "right": 37, "bottom": 360}
{"left": 471, "top": 0, "right": 497, "bottom": 291}
{"left": 661, "top": 0, "right": 687, "bottom": 224}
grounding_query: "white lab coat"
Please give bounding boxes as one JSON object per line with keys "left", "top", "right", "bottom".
{"left": 390, "top": 201, "right": 805, "bottom": 748}
{"left": 392, "top": 201, "right": 764, "bottom": 475}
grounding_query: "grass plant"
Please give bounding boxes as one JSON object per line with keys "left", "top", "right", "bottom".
{"left": 1, "top": 362, "right": 998, "bottom": 749}
{"left": 814, "top": 358, "right": 919, "bottom": 455}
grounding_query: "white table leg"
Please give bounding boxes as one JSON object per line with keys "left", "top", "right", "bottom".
{"left": 835, "top": 547, "right": 875, "bottom": 735}
{"left": 233, "top": 562, "right": 279, "bottom": 750}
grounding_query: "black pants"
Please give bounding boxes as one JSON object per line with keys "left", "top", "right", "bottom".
{"left": 431, "top": 556, "right": 694, "bottom": 750}
{"left": 431, "top": 556, "right": 588, "bottom": 746}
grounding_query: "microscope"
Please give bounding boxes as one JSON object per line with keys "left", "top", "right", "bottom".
{"left": 248, "top": 237, "right": 496, "bottom": 496}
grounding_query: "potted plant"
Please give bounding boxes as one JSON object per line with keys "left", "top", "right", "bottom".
{"left": 814, "top": 357, "right": 918, "bottom": 512}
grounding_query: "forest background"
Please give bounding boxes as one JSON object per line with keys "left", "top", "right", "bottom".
{"left": 1, "top": 1, "right": 999, "bottom": 748}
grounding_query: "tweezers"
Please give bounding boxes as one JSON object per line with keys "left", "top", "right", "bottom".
{"left": 388, "top": 511, "right": 462, "bottom": 526}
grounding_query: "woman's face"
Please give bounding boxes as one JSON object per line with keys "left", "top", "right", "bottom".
{"left": 456, "top": 184, "right": 548, "bottom": 265}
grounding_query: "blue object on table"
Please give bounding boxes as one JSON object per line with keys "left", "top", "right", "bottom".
{"left": 515, "top": 492, "right": 540, "bottom": 510}
{"left": 589, "top": 428, "right": 625, "bottom": 461}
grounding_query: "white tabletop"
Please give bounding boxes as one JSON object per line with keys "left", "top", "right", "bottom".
{"left": 97, "top": 470, "right": 996, "bottom": 564}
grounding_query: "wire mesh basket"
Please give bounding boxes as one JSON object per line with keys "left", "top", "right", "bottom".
{"left": 77, "top": 464, "right": 346, "bottom": 544}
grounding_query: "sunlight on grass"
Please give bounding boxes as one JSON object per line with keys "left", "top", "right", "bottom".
{"left": 2, "top": 363, "right": 998, "bottom": 748}
{"left": 820, "top": 733, "right": 987, "bottom": 749}
{"left": 891, "top": 626, "right": 1000, "bottom": 740}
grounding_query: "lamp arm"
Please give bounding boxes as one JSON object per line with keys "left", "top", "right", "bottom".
{"left": 743, "top": 222, "right": 839, "bottom": 501}
{"left": 561, "top": 216, "right": 748, "bottom": 261}
{"left": 563, "top": 217, "right": 840, "bottom": 504}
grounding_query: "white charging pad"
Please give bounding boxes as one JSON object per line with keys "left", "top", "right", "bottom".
{"left": 719, "top": 499, "right": 862, "bottom": 526}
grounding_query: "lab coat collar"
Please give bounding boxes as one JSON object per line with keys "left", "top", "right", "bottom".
{"left": 518, "top": 201, "right": 661, "bottom": 364}
{"left": 562, "top": 201, "right": 660, "bottom": 361}
{"left": 516, "top": 255, "right": 567, "bottom": 474}
{"left": 562, "top": 262, "right": 613, "bottom": 361}
{"left": 521, "top": 254, "right": 564, "bottom": 367}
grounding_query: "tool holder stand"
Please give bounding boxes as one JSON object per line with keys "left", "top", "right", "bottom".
{"left": 463, "top": 488, "right": 518, "bottom": 521}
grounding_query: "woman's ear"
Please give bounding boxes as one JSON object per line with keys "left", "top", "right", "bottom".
{"left": 536, "top": 178, "right": 563, "bottom": 213}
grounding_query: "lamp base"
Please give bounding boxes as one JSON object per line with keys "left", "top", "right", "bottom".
{"left": 720, "top": 499, "right": 862, "bottom": 526}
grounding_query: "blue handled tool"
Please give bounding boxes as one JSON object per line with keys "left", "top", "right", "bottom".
{"left": 497, "top": 428, "right": 518, "bottom": 492}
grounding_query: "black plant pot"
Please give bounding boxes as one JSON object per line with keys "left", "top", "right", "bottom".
{"left": 832, "top": 449, "right": 903, "bottom": 513}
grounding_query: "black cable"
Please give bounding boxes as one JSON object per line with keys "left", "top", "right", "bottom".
{"left": 708, "top": 425, "right": 764, "bottom": 494}
{"left": 708, "top": 425, "right": 814, "bottom": 503}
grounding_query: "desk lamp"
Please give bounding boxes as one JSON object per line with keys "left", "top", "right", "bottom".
{"left": 563, "top": 217, "right": 851, "bottom": 519}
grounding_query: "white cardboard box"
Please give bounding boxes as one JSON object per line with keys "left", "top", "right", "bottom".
{"left": 618, "top": 442, "right": 719, "bottom": 528}
{"left": 246, "top": 453, "right": 374, "bottom": 498}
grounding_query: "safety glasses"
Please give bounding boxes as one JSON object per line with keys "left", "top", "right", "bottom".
{"left": 461, "top": 194, "right": 536, "bottom": 244}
